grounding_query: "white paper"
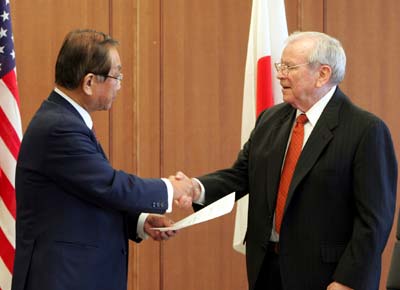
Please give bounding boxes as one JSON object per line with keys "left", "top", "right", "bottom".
{"left": 151, "top": 192, "right": 235, "bottom": 232}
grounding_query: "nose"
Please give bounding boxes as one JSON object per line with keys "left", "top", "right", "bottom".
{"left": 276, "top": 71, "right": 285, "bottom": 80}
{"left": 116, "top": 81, "right": 122, "bottom": 91}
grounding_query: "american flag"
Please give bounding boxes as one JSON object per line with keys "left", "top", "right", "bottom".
{"left": 0, "top": 0, "right": 22, "bottom": 289}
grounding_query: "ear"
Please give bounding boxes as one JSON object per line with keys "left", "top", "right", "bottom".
{"left": 316, "top": 65, "right": 332, "bottom": 88}
{"left": 82, "top": 73, "right": 95, "bottom": 95}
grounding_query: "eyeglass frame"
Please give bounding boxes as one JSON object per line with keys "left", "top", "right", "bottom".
{"left": 96, "top": 73, "right": 123, "bottom": 82}
{"left": 274, "top": 62, "right": 310, "bottom": 76}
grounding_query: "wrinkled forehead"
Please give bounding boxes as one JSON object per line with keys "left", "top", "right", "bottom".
{"left": 282, "top": 38, "right": 315, "bottom": 62}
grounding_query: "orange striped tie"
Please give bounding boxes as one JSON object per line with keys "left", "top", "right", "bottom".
{"left": 275, "top": 114, "right": 308, "bottom": 234}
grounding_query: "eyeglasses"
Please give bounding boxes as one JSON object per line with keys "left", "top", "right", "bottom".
{"left": 104, "top": 73, "right": 123, "bottom": 82}
{"left": 274, "top": 62, "right": 309, "bottom": 76}
{"left": 96, "top": 73, "right": 123, "bottom": 82}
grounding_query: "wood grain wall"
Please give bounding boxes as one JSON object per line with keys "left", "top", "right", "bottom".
{"left": 11, "top": 0, "right": 399, "bottom": 289}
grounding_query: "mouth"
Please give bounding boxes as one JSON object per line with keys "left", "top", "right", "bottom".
{"left": 280, "top": 82, "right": 289, "bottom": 88}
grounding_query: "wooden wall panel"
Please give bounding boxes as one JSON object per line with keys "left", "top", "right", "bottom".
{"left": 12, "top": 0, "right": 111, "bottom": 153}
{"left": 299, "top": 0, "right": 324, "bottom": 31}
{"left": 162, "top": 0, "right": 250, "bottom": 289}
{"left": 108, "top": 1, "right": 143, "bottom": 290}
{"left": 285, "top": 0, "right": 323, "bottom": 32}
{"left": 110, "top": 0, "right": 164, "bottom": 289}
{"left": 285, "top": 0, "right": 299, "bottom": 33}
{"left": 132, "top": 0, "right": 163, "bottom": 289}
{"left": 109, "top": 0, "right": 137, "bottom": 173}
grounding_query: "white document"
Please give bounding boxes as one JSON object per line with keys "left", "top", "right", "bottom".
{"left": 152, "top": 192, "right": 235, "bottom": 232}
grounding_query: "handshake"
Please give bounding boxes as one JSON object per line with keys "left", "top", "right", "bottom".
{"left": 144, "top": 171, "right": 200, "bottom": 242}
{"left": 168, "top": 171, "right": 201, "bottom": 208}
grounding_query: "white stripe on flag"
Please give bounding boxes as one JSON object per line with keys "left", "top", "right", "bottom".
{"left": 0, "top": 138, "right": 17, "bottom": 188}
{"left": 0, "top": 79, "right": 23, "bottom": 140}
{"left": 240, "top": 0, "right": 257, "bottom": 146}
{"left": 233, "top": 0, "right": 288, "bottom": 254}
{"left": 0, "top": 256, "right": 12, "bottom": 290}
{"left": 0, "top": 198, "right": 15, "bottom": 248}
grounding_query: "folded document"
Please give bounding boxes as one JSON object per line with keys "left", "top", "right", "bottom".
{"left": 151, "top": 192, "right": 235, "bottom": 231}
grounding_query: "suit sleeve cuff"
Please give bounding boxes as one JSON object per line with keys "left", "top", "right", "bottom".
{"left": 137, "top": 213, "right": 149, "bottom": 240}
{"left": 192, "top": 178, "right": 205, "bottom": 205}
{"left": 161, "top": 178, "right": 173, "bottom": 213}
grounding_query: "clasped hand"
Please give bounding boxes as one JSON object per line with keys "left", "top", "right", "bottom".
{"left": 144, "top": 171, "right": 199, "bottom": 241}
{"left": 168, "top": 171, "right": 201, "bottom": 208}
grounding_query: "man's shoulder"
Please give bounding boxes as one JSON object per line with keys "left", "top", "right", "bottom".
{"left": 257, "top": 102, "right": 293, "bottom": 124}
{"left": 327, "top": 89, "right": 392, "bottom": 143}
{"left": 38, "top": 92, "right": 85, "bottom": 123}
{"left": 335, "top": 90, "right": 384, "bottom": 125}
{"left": 24, "top": 95, "right": 87, "bottom": 143}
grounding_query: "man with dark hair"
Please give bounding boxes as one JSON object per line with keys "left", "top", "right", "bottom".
{"left": 12, "top": 29, "right": 193, "bottom": 290}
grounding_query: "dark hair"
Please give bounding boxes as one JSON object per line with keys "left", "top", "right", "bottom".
{"left": 55, "top": 29, "right": 119, "bottom": 89}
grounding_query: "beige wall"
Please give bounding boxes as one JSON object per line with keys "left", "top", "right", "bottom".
{"left": 11, "top": 0, "right": 399, "bottom": 289}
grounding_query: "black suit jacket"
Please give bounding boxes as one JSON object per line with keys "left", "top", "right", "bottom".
{"left": 12, "top": 91, "right": 169, "bottom": 290}
{"left": 199, "top": 88, "right": 397, "bottom": 290}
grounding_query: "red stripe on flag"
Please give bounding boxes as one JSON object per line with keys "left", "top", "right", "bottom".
{"left": 0, "top": 227, "right": 15, "bottom": 273}
{"left": 2, "top": 70, "right": 20, "bottom": 106}
{"left": 0, "top": 1, "right": 20, "bottom": 285}
{"left": 256, "top": 55, "right": 274, "bottom": 116}
{"left": 0, "top": 169, "right": 16, "bottom": 218}
{"left": 0, "top": 107, "right": 21, "bottom": 160}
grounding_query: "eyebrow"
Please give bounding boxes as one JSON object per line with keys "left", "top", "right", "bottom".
{"left": 112, "top": 65, "right": 122, "bottom": 71}
{"left": 281, "top": 61, "right": 295, "bottom": 66}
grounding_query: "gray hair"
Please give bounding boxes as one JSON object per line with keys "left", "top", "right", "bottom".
{"left": 286, "top": 31, "right": 346, "bottom": 85}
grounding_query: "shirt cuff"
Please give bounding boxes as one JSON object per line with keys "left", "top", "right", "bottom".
{"left": 161, "top": 178, "right": 173, "bottom": 213}
{"left": 137, "top": 213, "right": 149, "bottom": 240}
{"left": 192, "top": 178, "right": 205, "bottom": 205}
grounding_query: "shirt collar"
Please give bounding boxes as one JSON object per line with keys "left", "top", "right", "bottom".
{"left": 54, "top": 87, "right": 93, "bottom": 130}
{"left": 296, "top": 86, "right": 337, "bottom": 127}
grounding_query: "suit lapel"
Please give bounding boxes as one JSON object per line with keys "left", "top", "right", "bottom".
{"left": 264, "top": 107, "right": 296, "bottom": 213}
{"left": 284, "top": 89, "right": 344, "bottom": 212}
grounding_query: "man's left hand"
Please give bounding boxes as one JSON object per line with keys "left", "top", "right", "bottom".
{"left": 144, "top": 214, "right": 177, "bottom": 241}
{"left": 327, "top": 281, "right": 353, "bottom": 290}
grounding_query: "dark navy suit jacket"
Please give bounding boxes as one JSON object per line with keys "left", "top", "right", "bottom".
{"left": 387, "top": 211, "right": 400, "bottom": 289}
{"left": 199, "top": 88, "right": 397, "bottom": 290}
{"left": 12, "top": 91, "right": 169, "bottom": 290}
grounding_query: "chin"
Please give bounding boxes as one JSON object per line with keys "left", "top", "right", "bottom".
{"left": 283, "top": 96, "right": 297, "bottom": 107}
{"left": 282, "top": 94, "right": 292, "bottom": 103}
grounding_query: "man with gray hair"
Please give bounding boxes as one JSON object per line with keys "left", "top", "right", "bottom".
{"left": 190, "top": 31, "right": 397, "bottom": 290}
